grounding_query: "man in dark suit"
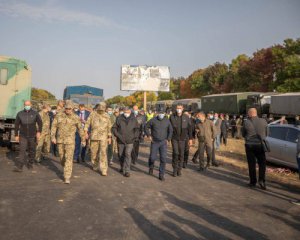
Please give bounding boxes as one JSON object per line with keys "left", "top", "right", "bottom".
{"left": 74, "top": 104, "right": 90, "bottom": 163}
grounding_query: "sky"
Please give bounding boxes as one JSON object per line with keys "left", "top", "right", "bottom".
{"left": 0, "top": 0, "right": 299, "bottom": 99}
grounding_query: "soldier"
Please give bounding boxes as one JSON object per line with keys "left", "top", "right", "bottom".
{"left": 106, "top": 107, "right": 116, "bottom": 166}
{"left": 35, "top": 103, "right": 51, "bottom": 163}
{"left": 84, "top": 102, "right": 112, "bottom": 176}
{"left": 56, "top": 100, "right": 65, "bottom": 115}
{"left": 194, "top": 112, "right": 216, "bottom": 171}
{"left": 51, "top": 102, "right": 85, "bottom": 184}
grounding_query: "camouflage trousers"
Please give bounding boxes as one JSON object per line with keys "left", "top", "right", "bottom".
{"left": 90, "top": 140, "right": 108, "bottom": 174}
{"left": 57, "top": 143, "right": 75, "bottom": 179}
{"left": 107, "top": 136, "right": 117, "bottom": 163}
{"left": 35, "top": 133, "right": 51, "bottom": 162}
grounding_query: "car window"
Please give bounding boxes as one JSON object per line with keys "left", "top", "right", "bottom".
{"left": 286, "top": 128, "right": 299, "bottom": 143}
{"left": 268, "top": 127, "right": 288, "bottom": 140}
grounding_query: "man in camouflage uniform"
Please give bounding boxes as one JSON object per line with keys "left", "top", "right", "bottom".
{"left": 35, "top": 104, "right": 51, "bottom": 163}
{"left": 106, "top": 107, "right": 116, "bottom": 166}
{"left": 51, "top": 102, "right": 85, "bottom": 184}
{"left": 84, "top": 102, "right": 112, "bottom": 176}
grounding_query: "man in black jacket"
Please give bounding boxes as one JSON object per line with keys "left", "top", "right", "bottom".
{"left": 169, "top": 104, "right": 193, "bottom": 177}
{"left": 131, "top": 105, "right": 145, "bottom": 165}
{"left": 112, "top": 107, "right": 139, "bottom": 177}
{"left": 14, "top": 100, "right": 43, "bottom": 171}
{"left": 242, "top": 108, "right": 268, "bottom": 190}
{"left": 145, "top": 108, "right": 173, "bottom": 181}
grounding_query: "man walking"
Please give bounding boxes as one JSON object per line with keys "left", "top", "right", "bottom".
{"left": 112, "top": 107, "right": 139, "bottom": 177}
{"left": 35, "top": 103, "right": 51, "bottom": 164}
{"left": 169, "top": 104, "right": 193, "bottom": 177}
{"left": 213, "top": 113, "right": 222, "bottom": 150}
{"left": 194, "top": 112, "right": 215, "bottom": 171}
{"left": 74, "top": 104, "right": 90, "bottom": 163}
{"left": 107, "top": 107, "right": 117, "bottom": 166}
{"left": 51, "top": 102, "right": 85, "bottom": 184}
{"left": 145, "top": 108, "right": 173, "bottom": 181}
{"left": 14, "top": 100, "right": 42, "bottom": 171}
{"left": 242, "top": 108, "right": 268, "bottom": 190}
{"left": 131, "top": 105, "right": 145, "bottom": 165}
{"left": 84, "top": 103, "right": 112, "bottom": 176}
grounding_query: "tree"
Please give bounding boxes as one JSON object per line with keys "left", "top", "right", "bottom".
{"left": 31, "top": 88, "right": 56, "bottom": 101}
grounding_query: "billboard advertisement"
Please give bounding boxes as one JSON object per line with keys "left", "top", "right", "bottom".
{"left": 121, "top": 65, "right": 170, "bottom": 92}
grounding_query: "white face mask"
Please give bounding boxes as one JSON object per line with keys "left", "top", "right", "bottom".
{"left": 158, "top": 113, "right": 165, "bottom": 119}
{"left": 124, "top": 113, "right": 130, "bottom": 118}
{"left": 176, "top": 109, "right": 182, "bottom": 114}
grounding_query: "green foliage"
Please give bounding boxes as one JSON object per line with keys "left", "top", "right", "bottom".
{"left": 31, "top": 87, "right": 56, "bottom": 101}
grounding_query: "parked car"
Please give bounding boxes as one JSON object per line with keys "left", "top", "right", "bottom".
{"left": 266, "top": 124, "right": 300, "bottom": 169}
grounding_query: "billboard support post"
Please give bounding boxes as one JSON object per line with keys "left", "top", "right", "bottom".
{"left": 144, "top": 91, "right": 147, "bottom": 112}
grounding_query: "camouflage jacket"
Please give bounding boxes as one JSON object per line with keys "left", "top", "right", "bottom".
{"left": 84, "top": 112, "right": 112, "bottom": 140}
{"left": 39, "top": 111, "right": 50, "bottom": 135}
{"left": 51, "top": 112, "right": 84, "bottom": 144}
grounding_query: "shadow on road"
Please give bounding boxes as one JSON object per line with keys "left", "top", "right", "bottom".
{"left": 161, "top": 191, "right": 268, "bottom": 240}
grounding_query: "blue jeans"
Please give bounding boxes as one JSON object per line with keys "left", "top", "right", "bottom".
{"left": 149, "top": 140, "right": 167, "bottom": 177}
{"left": 215, "top": 134, "right": 221, "bottom": 150}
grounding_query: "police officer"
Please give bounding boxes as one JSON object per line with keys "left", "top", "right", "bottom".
{"left": 242, "top": 108, "right": 268, "bottom": 190}
{"left": 169, "top": 104, "right": 193, "bottom": 177}
{"left": 84, "top": 102, "right": 112, "bottom": 176}
{"left": 35, "top": 103, "right": 51, "bottom": 164}
{"left": 194, "top": 112, "right": 215, "bottom": 171}
{"left": 14, "top": 100, "right": 42, "bottom": 171}
{"left": 131, "top": 105, "right": 145, "bottom": 165}
{"left": 51, "top": 102, "right": 85, "bottom": 184}
{"left": 145, "top": 108, "right": 173, "bottom": 181}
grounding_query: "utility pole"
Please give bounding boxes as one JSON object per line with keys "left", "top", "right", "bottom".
{"left": 144, "top": 91, "right": 147, "bottom": 112}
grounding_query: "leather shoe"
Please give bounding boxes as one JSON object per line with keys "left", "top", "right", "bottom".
{"left": 259, "top": 181, "right": 267, "bottom": 190}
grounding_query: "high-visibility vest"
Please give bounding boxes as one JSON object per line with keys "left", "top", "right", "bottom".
{"left": 146, "top": 113, "right": 154, "bottom": 122}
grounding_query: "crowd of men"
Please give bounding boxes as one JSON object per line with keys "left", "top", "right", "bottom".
{"left": 13, "top": 99, "right": 300, "bottom": 199}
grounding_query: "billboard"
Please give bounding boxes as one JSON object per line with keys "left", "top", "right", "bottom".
{"left": 121, "top": 65, "right": 170, "bottom": 92}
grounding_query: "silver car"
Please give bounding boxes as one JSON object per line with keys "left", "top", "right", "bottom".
{"left": 266, "top": 124, "right": 300, "bottom": 169}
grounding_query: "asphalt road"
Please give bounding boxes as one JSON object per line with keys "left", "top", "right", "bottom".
{"left": 0, "top": 142, "right": 300, "bottom": 240}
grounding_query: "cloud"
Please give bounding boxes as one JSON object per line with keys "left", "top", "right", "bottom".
{"left": 0, "top": 2, "right": 126, "bottom": 29}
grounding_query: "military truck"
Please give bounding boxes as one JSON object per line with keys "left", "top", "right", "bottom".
{"left": 172, "top": 98, "right": 202, "bottom": 113}
{"left": 0, "top": 56, "right": 32, "bottom": 147}
{"left": 270, "top": 93, "right": 300, "bottom": 118}
{"left": 246, "top": 92, "right": 279, "bottom": 116}
{"left": 201, "top": 92, "right": 259, "bottom": 115}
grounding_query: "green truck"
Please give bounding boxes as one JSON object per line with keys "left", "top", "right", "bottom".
{"left": 201, "top": 92, "right": 259, "bottom": 115}
{"left": 0, "top": 56, "right": 32, "bottom": 147}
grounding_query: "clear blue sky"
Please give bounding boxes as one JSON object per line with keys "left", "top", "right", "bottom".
{"left": 0, "top": 0, "right": 299, "bottom": 99}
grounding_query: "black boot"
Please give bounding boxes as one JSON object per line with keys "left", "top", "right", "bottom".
{"left": 177, "top": 169, "right": 182, "bottom": 176}
{"left": 183, "top": 162, "right": 187, "bottom": 168}
{"left": 173, "top": 169, "right": 177, "bottom": 177}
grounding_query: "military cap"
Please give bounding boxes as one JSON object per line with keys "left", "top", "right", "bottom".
{"left": 97, "top": 102, "right": 106, "bottom": 111}
{"left": 65, "top": 102, "right": 74, "bottom": 109}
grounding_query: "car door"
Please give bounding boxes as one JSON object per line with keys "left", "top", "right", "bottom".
{"left": 267, "top": 126, "right": 288, "bottom": 161}
{"left": 284, "top": 128, "right": 299, "bottom": 168}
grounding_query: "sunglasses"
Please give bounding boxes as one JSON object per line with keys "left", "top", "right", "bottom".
{"left": 65, "top": 108, "right": 72, "bottom": 110}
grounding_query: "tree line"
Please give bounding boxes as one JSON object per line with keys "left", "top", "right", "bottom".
{"left": 106, "top": 38, "right": 300, "bottom": 106}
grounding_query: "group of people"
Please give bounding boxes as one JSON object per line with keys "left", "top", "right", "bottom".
{"left": 13, "top": 100, "right": 299, "bottom": 196}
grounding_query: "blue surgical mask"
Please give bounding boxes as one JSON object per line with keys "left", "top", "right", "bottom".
{"left": 134, "top": 110, "right": 138, "bottom": 115}
{"left": 108, "top": 111, "right": 113, "bottom": 115}
{"left": 158, "top": 113, "right": 165, "bottom": 119}
{"left": 24, "top": 106, "right": 31, "bottom": 111}
{"left": 124, "top": 113, "right": 130, "bottom": 118}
